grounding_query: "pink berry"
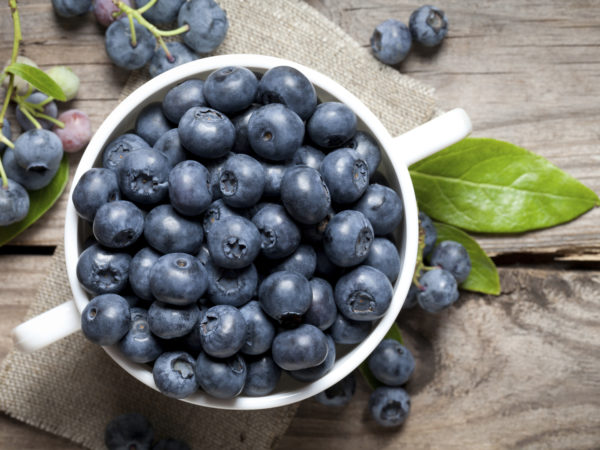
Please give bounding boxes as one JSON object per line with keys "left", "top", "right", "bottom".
{"left": 93, "top": 0, "right": 132, "bottom": 27}
{"left": 53, "top": 110, "right": 92, "bottom": 153}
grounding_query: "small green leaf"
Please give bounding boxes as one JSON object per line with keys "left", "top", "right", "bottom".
{"left": 432, "top": 221, "right": 501, "bottom": 295}
{"left": 0, "top": 156, "right": 69, "bottom": 246}
{"left": 4, "top": 62, "right": 67, "bottom": 101}
{"left": 359, "top": 323, "right": 404, "bottom": 390}
{"left": 410, "top": 138, "right": 600, "bottom": 233}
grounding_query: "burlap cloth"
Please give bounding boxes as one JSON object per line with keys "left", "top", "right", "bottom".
{"left": 0, "top": 0, "right": 435, "bottom": 448}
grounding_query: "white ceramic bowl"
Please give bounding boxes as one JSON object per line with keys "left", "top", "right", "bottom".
{"left": 13, "top": 54, "right": 471, "bottom": 410}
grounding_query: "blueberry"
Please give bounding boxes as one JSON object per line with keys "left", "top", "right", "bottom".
{"left": 16, "top": 92, "right": 58, "bottom": 131}
{"left": 429, "top": 240, "right": 471, "bottom": 283}
{"left": 369, "top": 387, "right": 411, "bottom": 427}
{"left": 289, "top": 335, "right": 335, "bottom": 382}
{"left": 314, "top": 373, "right": 356, "bottom": 407}
{"left": 105, "top": 17, "right": 156, "bottom": 70}
{"left": 247, "top": 104, "right": 304, "bottom": 161}
{"left": 149, "top": 42, "right": 197, "bottom": 79}
{"left": 105, "top": 413, "right": 154, "bottom": 450}
{"left": 364, "top": 238, "right": 401, "bottom": 283}
{"left": 162, "top": 79, "right": 206, "bottom": 123}
{"left": 81, "top": 293, "right": 130, "bottom": 345}
{"left": 272, "top": 324, "right": 329, "bottom": 371}
{"left": 205, "top": 155, "right": 231, "bottom": 200}
{"left": 195, "top": 352, "right": 246, "bottom": 399}
{"left": 314, "top": 248, "right": 345, "bottom": 280}
{"left": 196, "top": 243, "right": 211, "bottom": 266}
{"left": 370, "top": 19, "right": 412, "bottom": 65}
{"left": 153, "top": 438, "right": 191, "bottom": 450}
{"left": 243, "top": 355, "right": 281, "bottom": 397}
{"left": 153, "top": 351, "right": 199, "bottom": 398}
{"left": 219, "top": 154, "right": 265, "bottom": 208}
{"left": 152, "top": 129, "right": 187, "bottom": 169}
{"left": 199, "top": 304, "right": 247, "bottom": 358}
{"left": 256, "top": 66, "right": 317, "bottom": 120}
{"left": 178, "top": 107, "right": 235, "bottom": 159}
{"left": 144, "top": 205, "right": 204, "bottom": 254}
{"left": 13, "top": 129, "right": 63, "bottom": 175}
{"left": 368, "top": 339, "right": 415, "bottom": 386}
{"left": 149, "top": 253, "right": 207, "bottom": 305}
{"left": 329, "top": 313, "right": 371, "bottom": 344}
{"left": 129, "top": 247, "right": 160, "bottom": 301}
{"left": 304, "top": 278, "right": 337, "bottom": 331}
{"left": 202, "top": 198, "right": 237, "bottom": 236}
{"left": 93, "top": 200, "right": 144, "bottom": 248}
{"left": 403, "top": 283, "right": 419, "bottom": 309}
{"left": 148, "top": 301, "right": 200, "bottom": 339}
{"left": 169, "top": 160, "right": 212, "bottom": 216}
{"left": 239, "top": 300, "right": 275, "bottom": 355}
{"left": 73, "top": 168, "right": 121, "bottom": 222}
{"left": 137, "top": 0, "right": 185, "bottom": 25}
{"left": 417, "top": 268, "right": 459, "bottom": 313}
{"left": 178, "top": 0, "right": 228, "bottom": 53}
{"left": 409, "top": 5, "right": 448, "bottom": 47}
{"left": 261, "top": 162, "right": 287, "bottom": 198}
{"left": 52, "top": 0, "right": 92, "bottom": 17}
{"left": 181, "top": 305, "right": 208, "bottom": 353}
{"left": 102, "top": 133, "right": 151, "bottom": 172}
{"left": 320, "top": 149, "right": 369, "bottom": 204}
{"left": 251, "top": 203, "right": 300, "bottom": 259}
{"left": 307, "top": 102, "right": 357, "bottom": 149}
{"left": 135, "top": 103, "right": 173, "bottom": 146}
{"left": 205, "top": 261, "right": 257, "bottom": 307}
{"left": 204, "top": 66, "right": 258, "bottom": 114}
{"left": 117, "top": 148, "right": 170, "bottom": 205}
{"left": 300, "top": 208, "right": 335, "bottom": 245}
{"left": 231, "top": 104, "right": 260, "bottom": 154}
{"left": 272, "top": 244, "right": 317, "bottom": 279}
{"left": 346, "top": 131, "right": 381, "bottom": 176}
{"left": 323, "top": 210, "right": 373, "bottom": 267}
{"left": 419, "top": 211, "right": 437, "bottom": 256}
{"left": 291, "top": 145, "right": 325, "bottom": 171}
{"left": 280, "top": 166, "right": 331, "bottom": 225}
{"left": 76, "top": 244, "right": 131, "bottom": 295}
{"left": 0, "top": 118, "right": 11, "bottom": 152}
{"left": 0, "top": 179, "right": 29, "bottom": 226}
{"left": 3, "top": 147, "right": 59, "bottom": 191}
{"left": 119, "top": 307, "right": 163, "bottom": 363}
{"left": 258, "top": 271, "right": 311, "bottom": 326}
{"left": 335, "top": 265, "right": 393, "bottom": 321}
{"left": 206, "top": 214, "right": 261, "bottom": 269}
{"left": 353, "top": 184, "right": 403, "bottom": 236}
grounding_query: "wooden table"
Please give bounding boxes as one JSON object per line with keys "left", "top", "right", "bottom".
{"left": 1, "top": 1, "right": 599, "bottom": 448}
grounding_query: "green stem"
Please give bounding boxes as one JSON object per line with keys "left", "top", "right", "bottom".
{"left": 127, "top": 12, "right": 137, "bottom": 47}
{"left": 0, "top": 158, "right": 8, "bottom": 189}
{"left": 37, "top": 95, "right": 54, "bottom": 106}
{"left": 35, "top": 113, "right": 64, "bottom": 128}
{"left": 19, "top": 106, "right": 42, "bottom": 129}
{"left": 157, "top": 24, "right": 190, "bottom": 37}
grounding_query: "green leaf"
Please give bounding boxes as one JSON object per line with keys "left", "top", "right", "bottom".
{"left": 432, "top": 221, "right": 501, "bottom": 295}
{"left": 410, "top": 138, "right": 600, "bottom": 233}
{"left": 0, "top": 156, "right": 69, "bottom": 246}
{"left": 359, "top": 323, "right": 404, "bottom": 390}
{"left": 4, "top": 62, "right": 67, "bottom": 101}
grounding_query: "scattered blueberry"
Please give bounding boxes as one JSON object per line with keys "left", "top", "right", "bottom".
{"left": 429, "top": 240, "right": 471, "bottom": 283}
{"left": 369, "top": 387, "right": 411, "bottom": 427}
{"left": 52, "top": 0, "right": 92, "bottom": 17}
{"left": 138, "top": 0, "right": 185, "bottom": 25}
{"left": 3, "top": 147, "right": 59, "bottom": 191}
{"left": 368, "top": 339, "right": 415, "bottom": 386}
{"left": 0, "top": 179, "right": 29, "bottom": 226}
{"left": 417, "top": 267, "right": 459, "bottom": 312}
{"left": 153, "top": 351, "right": 199, "bottom": 398}
{"left": 149, "top": 42, "right": 197, "bottom": 79}
{"left": 409, "top": 5, "right": 448, "bottom": 47}
{"left": 178, "top": 0, "right": 229, "bottom": 54}
{"left": 104, "top": 413, "right": 154, "bottom": 450}
{"left": 81, "top": 293, "right": 130, "bottom": 345}
{"left": 13, "top": 129, "right": 63, "bottom": 178}
{"left": 16, "top": 92, "right": 58, "bottom": 131}
{"left": 105, "top": 17, "right": 156, "bottom": 70}
{"left": 371, "top": 19, "right": 412, "bottom": 65}
{"left": 419, "top": 211, "right": 437, "bottom": 256}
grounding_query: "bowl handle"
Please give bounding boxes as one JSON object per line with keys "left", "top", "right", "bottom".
{"left": 12, "top": 301, "right": 81, "bottom": 352}
{"left": 390, "top": 108, "right": 472, "bottom": 167}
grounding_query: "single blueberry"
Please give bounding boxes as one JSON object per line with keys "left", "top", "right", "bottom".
{"left": 144, "top": 204, "right": 204, "bottom": 254}
{"left": 195, "top": 352, "right": 247, "bottom": 399}
{"left": 153, "top": 129, "right": 187, "bottom": 169}
{"left": 3, "top": 147, "right": 58, "bottom": 191}
{"left": 81, "top": 293, "right": 130, "bottom": 345}
{"left": 117, "top": 148, "right": 170, "bottom": 205}
{"left": 138, "top": 0, "right": 185, "bottom": 25}
{"left": 178, "top": 0, "right": 229, "bottom": 54}
{"left": 256, "top": 66, "right": 317, "bottom": 120}
{"left": 129, "top": 247, "right": 161, "bottom": 301}
{"left": 300, "top": 208, "right": 335, "bottom": 245}
{"left": 289, "top": 335, "right": 336, "bottom": 382}
{"left": 219, "top": 154, "right": 265, "bottom": 208}
{"left": 204, "top": 155, "right": 232, "bottom": 200}
{"left": 202, "top": 198, "right": 238, "bottom": 236}
{"left": 320, "top": 148, "right": 369, "bottom": 204}
{"left": 148, "top": 301, "right": 200, "bottom": 339}
{"left": 93, "top": 200, "right": 145, "bottom": 248}
{"left": 314, "top": 373, "right": 356, "bottom": 407}
{"left": 73, "top": 168, "right": 121, "bottom": 222}
{"left": 231, "top": 104, "right": 260, "bottom": 154}
{"left": 291, "top": 145, "right": 325, "bottom": 171}
{"left": 271, "top": 244, "right": 317, "bottom": 279}
{"left": 153, "top": 351, "right": 199, "bottom": 398}
{"left": 149, "top": 42, "right": 197, "bottom": 79}
{"left": 105, "top": 17, "right": 156, "bottom": 70}
{"left": 371, "top": 19, "right": 412, "bottom": 65}
{"left": 353, "top": 183, "right": 403, "bottom": 236}
{"left": 369, "top": 387, "right": 411, "bottom": 427}
{"left": 419, "top": 211, "right": 437, "bottom": 256}
{"left": 102, "top": 133, "right": 150, "bottom": 172}
{"left": 272, "top": 324, "right": 329, "bottom": 371}
{"left": 178, "top": 107, "right": 235, "bottom": 159}
{"left": 247, "top": 104, "right": 304, "bottom": 161}
{"left": 307, "top": 102, "right": 357, "bottom": 149}
{"left": 314, "top": 248, "right": 345, "bottom": 280}
{"left": 13, "top": 129, "right": 63, "bottom": 174}
{"left": 409, "top": 5, "right": 448, "bottom": 47}
{"left": 162, "top": 79, "right": 206, "bottom": 124}
{"left": 335, "top": 265, "right": 393, "bottom": 321}
{"left": 304, "top": 278, "right": 337, "bottom": 331}
{"left": 169, "top": 160, "right": 212, "bottom": 216}
{"left": 417, "top": 268, "right": 459, "bottom": 313}
{"left": 181, "top": 304, "right": 209, "bottom": 353}
{"left": 0, "top": 179, "right": 29, "bottom": 226}
{"left": 205, "top": 260, "right": 257, "bottom": 307}
{"left": 429, "top": 240, "right": 471, "bottom": 283}
{"left": 135, "top": 103, "right": 173, "bottom": 147}
{"left": 280, "top": 166, "right": 331, "bottom": 225}
{"left": 261, "top": 162, "right": 288, "bottom": 198}
{"left": 329, "top": 313, "right": 371, "bottom": 344}
{"left": 368, "top": 339, "right": 415, "bottom": 386}
{"left": 76, "top": 244, "right": 131, "bottom": 295}
{"left": 206, "top": 214, "right": 261, "bottom": 269}
{"left": 149, "top": 253, "right": 208, "bottom": 305}
{"left": 251, "top": 203, "right": 300, "bottom": 259}
{"left": 239, "top": 300, "right": 275, "bottom": 355}
{"left": 346, "top": 131, "right": 381, "bottom": 176}
{"left": 199, "top": 304, "right": 247, "bottom": 358}
{"left": 258, "top": 271, "right": 312, "bottom": 326}
{"left": 119, "top": 307, "right": 163, "bottom": 363}
{"left": 15, "top": 92, "right": 59, "bottom": 131}
{"left": 204, "top": 66, "right": 258, "bottom": 114}
{"left": 243, "top": 355, "right": 281, "bottom": 397}
{"left": 323, "top": 210, "right": 374, "bottom": 267}
{"left": 52, "top": 0, "right": 92, "bottom": 17}
{"left": 364, "top": 238, "right": 401, "bottom": 283}
{"left": 104, "top": 413, "right": 154, "bottom": 450}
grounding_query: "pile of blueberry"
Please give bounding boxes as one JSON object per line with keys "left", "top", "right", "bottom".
{"left": 371, "top": 5, "right": 449, "bottom": 65}
{"left": 105, "top": 413, "right": 189, "bottom": 450}
{"left": 0, "top": 59, "right": 92, "bottom": 226}
{"left": 73, "top": 63, "right": 406, "bottom": 401}
{"left": 52, "top": 0, "right": 229, "bottom": 79}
